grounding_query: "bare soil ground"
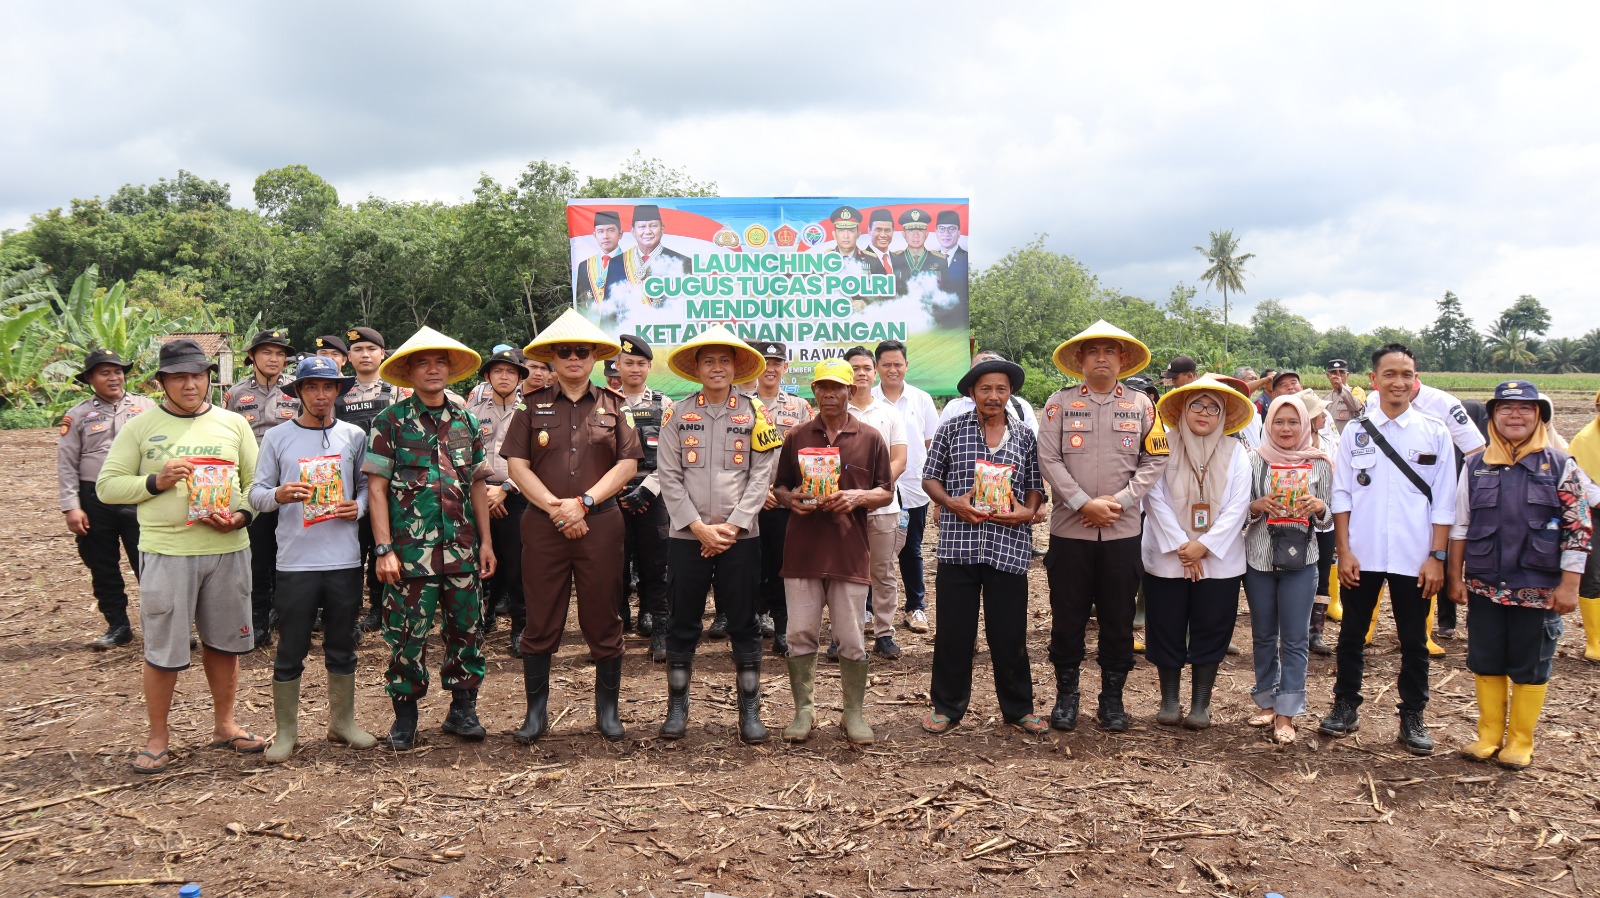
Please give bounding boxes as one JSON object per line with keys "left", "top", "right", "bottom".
{"left": 3, "top": 402, "right": 1600, "bottom": 898}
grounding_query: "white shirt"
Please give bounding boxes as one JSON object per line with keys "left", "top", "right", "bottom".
{"left": 1365, "top": 383, "right": 1486, "bottom": 456}
{"left": 1331, "top": 405, "right": 1458, "bottom": 577}
{"left": 1141, "top": 447, "right": 1252, "bottom": 579}
{"left": 1236, "top": 406, "right": 1264, "bottom": 450}
{"left": 848, "top": 397, "right": 908, "bottom": 516}
{"left": 873, "top": 381, "right": 939, "bottom": 508}
{"left": 940, "top": 394, "right": 1039, "bottom": 435}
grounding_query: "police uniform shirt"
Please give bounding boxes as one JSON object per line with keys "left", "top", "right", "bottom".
{"left": 1364, "top": 382, "right": 1486, "bottom": 456}
{"left": 500, "top": 384, "right": 643, "bottom": 500}
{"left": 1325, "top": 385, "right": 1365, "bottom": 433}
{"left": 747, "top": 389, "right": 812, "bottom": 438}
{"left": 466, "top": 390, "right": 524, "bottom": 487}
{"left": 225, "top": 374, "right": 299, "bottom": 443}
{"left": 1330, "top": 405, "right": 1458, "bottom": 577}
{"left": 656, "top": 391, "right": 779, "bottom": 540}
{"left": 57, "top": 392, "right": 156, "bottom": 512}
{"left": 338, "top": 379, "right": 409, "bottom": 434}
{"left": 1037, "top": 382, "right": 1166, "bottom": 542}
{"left": 622, "top": 387, "right": 670, "bottom": 495}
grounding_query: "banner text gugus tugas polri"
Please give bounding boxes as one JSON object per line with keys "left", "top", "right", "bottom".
{"left": 642, "top": 252, "right": 896, "bottom": 300}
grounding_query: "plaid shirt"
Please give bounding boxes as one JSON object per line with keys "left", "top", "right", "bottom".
{"left": 924, "top": 410, "right": 1044, "bottom": 575}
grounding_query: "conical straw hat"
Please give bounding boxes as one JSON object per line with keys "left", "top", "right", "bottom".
{"left": 522, "top": 309, "right": 623, "bottom": 363}
{"left": 667, "top": 324, "right": 767, "bottom": 385}
{"left": 379, "top": 326, "right": 481, "bottom": 389}
{"left": 1156, "top": 374, "right": 1254, "bottom": 435}
{"left": 1051, "top": 319, "right": 1152, "bottom": 379}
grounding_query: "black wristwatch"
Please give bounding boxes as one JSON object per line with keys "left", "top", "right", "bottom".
{"left": 1429, "top": 549, "right": 1448, "bottom": 562}
{"left": 581, "top": 493, "right": 595, "bottom": 509}
{"left": 374, "top": 543, "right": 393, "bottom": 557}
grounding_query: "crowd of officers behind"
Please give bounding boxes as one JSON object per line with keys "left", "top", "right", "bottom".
{"left": 57, "top": 315, "right": 1600, "bottom": 773}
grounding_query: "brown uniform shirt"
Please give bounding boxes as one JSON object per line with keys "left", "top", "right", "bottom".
{"left": 466, "top": 390, "right": 524, "bottom": 485}
{"left": 774, "top": 415, "right": 891, "bottom": 584}
{"left": 500, "top": 384, "right": 643, "bottom": 500}
{"left": 1325, "top": 385, "right": 1364, "bottom": 433}
{"left": 1038, "top": 382, "right": 1167, "bottom": 541}
{"left": 657, "top": 391, "right": 781, "bottom": 540}
{"left": 225, "top": 374, "right": 299, "bottom": 443}
{"left": 56, "top": 392, "right": 157, "bottom": 511}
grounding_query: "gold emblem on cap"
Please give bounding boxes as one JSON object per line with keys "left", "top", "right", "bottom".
{"left": 272, "top": 331, "right": 282, "bottom": 338}
{"left": 348, "top": 329, "right": 360, "bottom": 341}
{"left": 316, "top": 338, "right": 325, "bottom": 347}
{"left": 911, "top": 210, "right": 922, "bottom": 222}
{"left": 840, "top": 209, "right": 852, "bottom": 220}
{"left": 622, "top": 341, "right": 634, "bottom": 353}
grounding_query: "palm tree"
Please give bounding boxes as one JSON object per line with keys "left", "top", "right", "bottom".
{"left": 1485, "top": 321, "right": 1537, "bottom": 372}
{"left": 1195, "top": 230, "right": 1255, "bottom": 354}
{"left": 1542, "top": 337, "right": 1582, "bottom": 374}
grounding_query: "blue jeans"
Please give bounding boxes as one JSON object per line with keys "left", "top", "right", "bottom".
{"left": 1244, "top": 565, "right": 1317, "bottom": 716}
{"left": 898, "top": 503, "right": 929, "bottom": 612}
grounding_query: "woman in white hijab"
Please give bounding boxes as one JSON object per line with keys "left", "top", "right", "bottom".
{"left": 1142, "top": 376, "right": 1255, "bottom": 730}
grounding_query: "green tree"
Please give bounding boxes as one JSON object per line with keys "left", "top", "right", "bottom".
{"left": 1495, "top": 294, "right": 1551, "bottom": 337}
{"left": 1314, "top": 326, "right": 1365, "bottom": 372}
{"left": 253, "top": 164, "right": 338, "bottom": 233}
{"left": 1485, "top": 320, "right": 1537, "bottom": 372}
{"left": 970, "top": 236, "right": 1100, "bottom": 374}
{"left": 1541, "top": 337, "right": 1583, "bottom": 374}
{"left": 106, "top": 169, "right": 232, "bottom": 214}
{"left": 460, "top": 161, "right": 582, "bottom": 339}
{"left": 1419, "top": 291, "right": 1481, "bottom": 372}
{"left": 577, "top": 152, "right": 718, "bottom": 198}
{"left": 1246, "top": 299, "right": 1317, "bottom": 367}
{"left": 1194, "top": 229, "right": 1254, "bottom": 354}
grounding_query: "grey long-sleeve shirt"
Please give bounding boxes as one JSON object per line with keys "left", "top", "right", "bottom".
{"left": 249, "top": 419, "right": 368, "bottom": 571}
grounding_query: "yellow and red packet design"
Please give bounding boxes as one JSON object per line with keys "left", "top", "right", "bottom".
{"left": 972, "top": 459, "right": 1015, "bottom": 515}
{"left": 796, "top": 446, "right": 842, "bottom": 505}
{"left": 299, "top": 454, "right": 345, "bottom": 527}
{"left": 1267, "top": 463, "right": 1312, "bottom": 525}
{"left": 184, "top": 457, "right": 236, "bottom": 525}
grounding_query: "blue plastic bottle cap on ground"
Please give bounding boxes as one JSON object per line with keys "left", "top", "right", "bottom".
{"left": 179, "top": 886, "right": 201, "bottom": 898}
{"left": 1266, "top": 893, "right": 1285, "bottom": 898}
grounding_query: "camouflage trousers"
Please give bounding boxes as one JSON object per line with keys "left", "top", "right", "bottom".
{"left": 382, "top": 573, "right": 486, "bottom": 699}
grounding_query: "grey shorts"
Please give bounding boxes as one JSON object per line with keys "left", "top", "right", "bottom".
{"left": 139, "top": 550, "right": 254, "bottom": 670}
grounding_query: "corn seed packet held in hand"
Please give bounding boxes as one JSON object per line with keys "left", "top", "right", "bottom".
{"left": 299, "top": 454, "right": 345, "bottom": 527}
{"left": 185, "top": 457, "right": 236, "bottom": 525}
{"left": 1267, "top": 463, "right": 1312, "bottom": 525}
{"left": 972, "top": 458, "right": 1015, "bottom": 515}
{"left": 796, "top": 446, "right": 842, "bottom": 506}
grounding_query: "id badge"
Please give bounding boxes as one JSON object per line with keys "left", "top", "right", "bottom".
{"left": 1191, "top": 503, "right": 1212, "bottom": 532}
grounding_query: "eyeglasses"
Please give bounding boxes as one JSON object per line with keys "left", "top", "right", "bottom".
{"left": 553, "top": 346, "right": 593, "bottom": 360}
{"left": 1188, "top": 401, "right": 1223, "bottom": 417}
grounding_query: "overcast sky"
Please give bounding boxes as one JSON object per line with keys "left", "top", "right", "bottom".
{"left": 4, "top": 2, "right": 1596, "bottom": 335}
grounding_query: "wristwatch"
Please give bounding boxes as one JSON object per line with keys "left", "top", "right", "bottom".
{"left": 501, "top": 480, "right": 517, "bottom": 493}
{"left": 1430, "top": 549, "right": 1447, "bottom": 562}
{"left": 581, "top": 493, "right": 595, "bottom": 509}
{"left": 374, "top": 543, "right": 394, "bottom": 557}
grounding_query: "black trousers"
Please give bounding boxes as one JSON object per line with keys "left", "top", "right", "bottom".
{"left": 359, "top": 515, "right": 382, "bottom": 617}
{"left": 273, "top": 568, "right": 361, "bottom": 681}
{"left": 667, "top": 538, "right": 761, "bottom": 657}
{"left": 1143, "top": 574, "right": 1243, "bottom": 668}
{"left": 486, "top": 492, "right": 528, "bottom": 634}
{"left": 1315, "top": 529, "right": 1336, "bottom": 599}
{"left": 247, "top": 510, "right": 279, "bottom": 623}
{"left": 898, "top": 503, "right": 929, "bottom": 612}
{"left": 75, "top": 481, "right": 140, "bottom": 627}
{"left": 757, "top": 506, "right": 791, "bottom": 629}
{"left": 1334, "top": 571, "right": 1431, "bottom": 713}
{"left": 929, "top": 562, "right": 1034, "bottom": 724}
{"left": 1466, "top": 593, "right": 1561, "bottom": 684}
{"left": 1045, "top": 535, "right": 1142, "bottom": 674}
{"left": 623, "top": 497, "right": 669, "bottom": 626}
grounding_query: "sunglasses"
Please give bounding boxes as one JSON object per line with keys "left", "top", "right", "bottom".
{"left": 553, "top": 346, "right": 593, "bottom": 360}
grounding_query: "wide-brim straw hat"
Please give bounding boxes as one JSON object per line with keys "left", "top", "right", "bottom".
{"left": 1294, "top": 388, "right": 1330, "bottom": 422}
{"left": 522, "top": 309, "right": 622, "bottom": 363}
{"left": 1051, "top": 319, "right": 1152, "bottom": 379}
{"left": 667, "top": 324, "right": 766, "bottom": 385}
{"left": 1156, "top": 374, "right": 1254, "bottom": 436}
{"left": 379, "top": 326, "right": 482, "bottom": 389}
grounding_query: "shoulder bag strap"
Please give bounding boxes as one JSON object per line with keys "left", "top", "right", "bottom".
{"left": 1357, "top": 416, "right": 1431, "bottom": 502}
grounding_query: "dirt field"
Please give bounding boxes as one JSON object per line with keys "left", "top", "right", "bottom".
{"left": 4, "top": 399, "right": 1600, "bottom": 898}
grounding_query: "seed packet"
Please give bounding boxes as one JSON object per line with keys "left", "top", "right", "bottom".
{"left": 1267, "top": 463, "right": 1312, "bottom": 525}
{"left": 185, "top": 457, "right": 236, "bottom": 525}
{"left": 795, "top": 446, "right": 842, "bottom": 506}
{"left": 299, "top": 455, "right": 345, "bottom": 527}
{"left": 972, "top": 458, "right": 1015, "bottom": 515}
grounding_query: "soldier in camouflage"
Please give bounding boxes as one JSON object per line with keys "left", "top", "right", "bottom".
{"left": 362, "top": 327, "right": 496, "bottom": 751}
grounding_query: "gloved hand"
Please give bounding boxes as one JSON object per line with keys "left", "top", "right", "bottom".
{"left": 620, "top": 485, "right": 656, "bottom": 516}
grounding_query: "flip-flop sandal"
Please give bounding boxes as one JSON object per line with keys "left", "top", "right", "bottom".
{"left": 1009, "top": 714, "right": 1049, "bottom": 735}
{"left": 921, "top": 712, "right": 956, "bottom": 735}
{"left": 209, "top": 732, "right": 267, "bottom": 754}
{"left": 1273, "top": 718, "right": 1298, "bottom": 744}
{"left": 1248, "top": 709, "right": 1275, "bottom": 727}
{"left": 130, "top": 749, "right": 171, "bottom": 774}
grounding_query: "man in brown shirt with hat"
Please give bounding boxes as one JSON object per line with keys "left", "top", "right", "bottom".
{"left": 58, "top": 348, "right": 156, "bottom": 649}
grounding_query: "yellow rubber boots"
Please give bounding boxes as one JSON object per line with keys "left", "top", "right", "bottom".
{"left": 1459, "top": 674, "right": 1508, "bottom": 761}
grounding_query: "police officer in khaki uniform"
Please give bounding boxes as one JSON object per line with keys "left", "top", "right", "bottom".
{"left": 337, "top": 327, "right": 413, "bottom": 634}
{"left": 613, "top": 334, "right": 673, "bottom": 661}
{"left": 502, "top": 310, "right": 642, "bottom": 744}
{"left": 746, "top": 341, "right": 812, "bottom": 655}
{"left": 466, "top": 348, "right": 529, "bottom": 656}
{"left": 225, "top": 329, "right": 300, "bottom": 648}
{"left": 656, "top": 325, "right": 782, "bottom": 743}
{"left": 58, "top": 349, "right": 156, "bottom": 649}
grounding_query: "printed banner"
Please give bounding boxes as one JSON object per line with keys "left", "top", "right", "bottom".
{"left": 566, "top": 197, "right": 970, "bottom": 396}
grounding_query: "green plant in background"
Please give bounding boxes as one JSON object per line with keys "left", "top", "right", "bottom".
{"left": 1194, "top": 229, "right": 1254, "bottom": 355}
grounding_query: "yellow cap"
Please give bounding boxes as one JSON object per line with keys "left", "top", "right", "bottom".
{"left": 810, "top": 358, "right": 854, "bottom": 388}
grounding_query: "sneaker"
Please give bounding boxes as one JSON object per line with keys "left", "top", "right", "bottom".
{"left": 873, "top": 635, "right": 903, "bottom": 660}
{"left": 772, "top": 633, "right": 790, "bottom": 657}
{"left": 708, "top": 612, "right": 729, "bottom": 639}
{"left": 906, "top": 609, "right": 930, "bottom": 633}
{"left": 863, "top": 611, "right": 874, "bottom": 634}
{"left": 1030, "top": 545, "right": 1047, "bottom": 559}
{"left": 637, "top": 612, "right": 654, "bottom": 637}
{"left": 758, "top": 613, "right": 775, "bottom": 637}
{"left": 1397, "top": 709, "right": 1434, "bottom": 756}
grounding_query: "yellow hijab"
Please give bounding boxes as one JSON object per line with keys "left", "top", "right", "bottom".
{"left": 1570, "top": 417, "right": 1600, "bottom": 481}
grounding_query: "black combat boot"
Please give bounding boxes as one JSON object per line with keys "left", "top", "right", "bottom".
{"left": 1318, "top": 695, "right": 1361, "bottom": 737}
{"left": 1050, "top": 667, "right": 1081, "bottom": 732}
{"left": 383, "top": 695, "right": 418, "bottom": 751}
{"left": 1097, "top": 669, "right": 1130, "bottom": 733}
{"left": 441, "top": 689, "right": 486, "bottom": 740}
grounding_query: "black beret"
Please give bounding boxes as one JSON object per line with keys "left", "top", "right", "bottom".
{"left": 314, "top": 334, "right": 349, "bottom": 355}
{"left": 617, "top": 334, "right": 653, "bottom": 360}
{"left": 346, "top": 327, "right": 385, "bottom": 350}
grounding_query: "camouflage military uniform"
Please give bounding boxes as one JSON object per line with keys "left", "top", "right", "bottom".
{"left": 362, "top": 395, "right": 490, "bottom": 699}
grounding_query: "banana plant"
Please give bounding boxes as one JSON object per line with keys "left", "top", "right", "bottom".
{"left": 0, "top": 304, "right": 55, "bottom": 408}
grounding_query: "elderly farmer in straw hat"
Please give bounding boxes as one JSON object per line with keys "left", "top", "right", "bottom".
{"left": 502, "top": 310, "right": 642, "bottom": 744}
{"left": 363, "top": 326, "right": 496, "bottom": 751}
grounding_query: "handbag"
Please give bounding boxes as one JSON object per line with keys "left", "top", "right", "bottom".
{"left": 1256, "top": 456, "right": 1311, "bottom": 570}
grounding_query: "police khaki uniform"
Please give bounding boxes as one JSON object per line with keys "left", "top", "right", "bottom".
{"left": 225, "top": 329, "right": 300, "bottom": 648}
{"left": 501, "top": 310, "right": 642, "bottom": 744}
{"left": 745, "top": 341, "right": 812, "bottom": 655}
{"left": 612, "top": 335, "right": 674, "bottom": 661}
{"left": 1323, "top": 359, "right": 1366, "bottom": 434}
{"left": 656, "top": 325, "right": 782, "bottom": 743}
{"left": 466, "top": 348, "right": 529, "bottom": 656}
{"left": 58, "top": 349, "right": 156, "bottom": 648}
{"left": 337, "top": 327, "right": 414, "bottom": 631}
{"left": 1037, "top": 320, "right": 1166, "bottom": 733}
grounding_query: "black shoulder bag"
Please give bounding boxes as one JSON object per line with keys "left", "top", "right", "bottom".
{"left": 1356, "top": 416, "right": 1432, "bottom": 502}
{"left": 1256, "top": 455, "right": 1311, "bottom": 570}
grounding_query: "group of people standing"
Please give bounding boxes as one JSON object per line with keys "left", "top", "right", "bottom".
{"left": 56, "top": 314, "right": 1599, "bottom": 773}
